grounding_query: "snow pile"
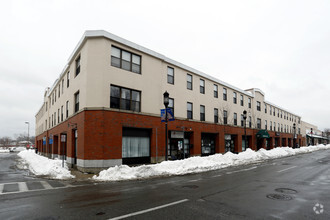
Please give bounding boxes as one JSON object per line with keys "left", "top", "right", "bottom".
{"left": 17, "top": 150, "right": 75, "bottom": 179}
{"left": 93, "top": 144, "right": 330, "bottom": 181}
{"left": 0, "top": 148, "right": 9, "bottom": 153}
{"left": 14, "top": 147, "right": 27, "bottom": 152}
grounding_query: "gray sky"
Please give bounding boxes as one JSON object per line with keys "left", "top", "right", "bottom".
{"left": 1, "top": 0, "right": 330, "bottom": 138}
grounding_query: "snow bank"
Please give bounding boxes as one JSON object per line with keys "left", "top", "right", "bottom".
{"left": 0, "top": 148, "right": 9, "bottom": 153}
{"left": 93, "top": 144, "right": 330, "bottom": 181}
{"left": 17, "top": 150, "right": 74, "bottom": 179}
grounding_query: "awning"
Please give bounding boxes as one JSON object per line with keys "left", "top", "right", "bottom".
{"left": 257, "top": 130, "right": 270, "bottom": 138}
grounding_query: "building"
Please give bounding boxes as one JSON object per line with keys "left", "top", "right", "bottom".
{"left": 301, "top": 121, "right": 329, "bottom": 145}
{"left": 35, "top": 30, "right": 305, "bottom": 173}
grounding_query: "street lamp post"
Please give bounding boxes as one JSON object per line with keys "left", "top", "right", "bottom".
{"left": 310, "top": 128, "right": 313, "bottom": 146}
{"left": 163, "top": 91, "right": 169, "bottom": 161}
{"left": 25, "top": 121, "right": 30, "bottom": 148}
{"left": 243, "top": 110, "right": 247, "bottom": 150}
{"left": 293, "top": 123, "right": 296, "bottom": 148}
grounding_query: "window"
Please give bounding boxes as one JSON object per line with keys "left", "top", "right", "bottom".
{"left": 265, "top": 120, "right": 267, "bottom": 130}
{"left": 257, "top": 101, "right": 261, "bottom": 111}
{"left": 61, "top": 106, "right": 63, "bottom": 122}
{"left": 257, "top": 118, "right": 261, "bottom": 129}
{"left": 273, "top": 108, "right": 275, "bottom": 116}
{"left": 249, "top": 116, "right": 252, "bottom": 128}
{"left": 200, "top": 79, "right": 205, "bottom": 94}
{"left": 265, "top": 104, "right": 267, "bottom": 113}
{"left": 270, "top": 121, "right": 272, "bottom": 131}
{"left": 52, "top": 114, "right": 53, "bottom": 127}
{"left": 66, "top": 101, "right": 69, "bottom": 118}
{"left": 223, "top": 110, "right": 227, "bottom": 125}
{"left": 200, "top": 105, "right": 205, "bottom": 121}
{"left": 54, "top": 112, "right": 56, "bottom": 126}
{"left": 187, "top": 102, "right": 193, "bottom": 119}
{"left": 58, "top": 85, "right": 60, "bottom": 98}
{"left": 110, "top": 85, "right": 141, "bottom": 112}
{"left": 75, "top": 56, "right": 80, "bottom": 77}
{"left": 270, "top": 106, "right": 272, "bottom": 115}
{"left": 214, "top": 85, "right": 218, "bottom": 98}
{"left": 111, "top": 46, "right": 141, "bottom": 74}
{"left": 274, "top": 123, "right": 276, "bottom": 131}
{"left": 122, "top": 136, "right": 150, "bottom": 158}
{"left": 169, "top": 98, "right": 174, "bottom": 115}
{"left": 281, "top": 111, "right": 283, "bottom": 118}
{"left": 234, "top": 113, "right": 237, "bottom": 125}
{"left": 281, "top": 124, "right": 283, "bottom": 132}
{"left": 167, "top": 67, "right": 174, "bottom": 84}
{"left": 233, "top": 92, "right": 237, "bottom": 104}
{"left": 45, "top": 120, "right": 47, "bottom": 130}
{"left": 214, "top": 108, "right": 218, "bottom": 123}
{"left": 74, "top": 91, "right": 79, "bottom": 113}
{"left": 248, "top": 98, "right": 251, "bottom": 108}
{"left": 240, "top": 95, "right": 244, "bottom": 106}
{"left": 58, "top": 109, "right": 60, "bottom": 124}
{"left": 67, "top": 72, "right": 70, "bottom": 88}
{"left": 187, "top": 74, "right": 192, "bottom": 90}
{"left": 49, "top": 117, "right": 51, "bottom": 128}
{"left": 223, "top": 88, "right": 227, "bottom": 101}
{"left": 278, "top": 123, "right": 280, "bottom": 132}
{"left": 62, "top": 79, "right": 64, "bottom": 94}
{"left": 54, "top": 89, "right": 56, "bottom": 102}
{"left": 241, "top": 114, "right": 244, "bottom": 127}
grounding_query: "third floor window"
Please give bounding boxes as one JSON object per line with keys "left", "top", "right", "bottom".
{"left": 214, "top": 85, "right": 218, "bottom": 98}
{"left": 187, "top": 74, "right": 192, "bottom": 90}
{"left": 111, "top": 46, "right": 141, "bottom": 74}
{"left": 200, "top": 79, "right": 205, "bottom": 94}
{"left": 167, "top": 67, "right": 174, "bottom": 84}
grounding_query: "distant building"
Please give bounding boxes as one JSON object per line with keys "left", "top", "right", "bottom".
{"left": 35, "top": 30, "right": 307, "bottom": 172}
{"left": 301, "top": 121, "right": 329, "bottom": 145}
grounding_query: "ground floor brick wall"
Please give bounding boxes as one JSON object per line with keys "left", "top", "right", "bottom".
{"left": 35, "top": 109, "right": 305, "bottom": 172}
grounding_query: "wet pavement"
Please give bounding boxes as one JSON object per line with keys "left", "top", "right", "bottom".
{"left": 1, "top": 150, "right": 330, "bottom": 219}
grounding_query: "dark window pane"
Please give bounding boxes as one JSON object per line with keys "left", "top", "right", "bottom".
{"left": 120, "top": 99, "right": 131, "bottom": 110}
{"left": 121, "top": 89, "right": 130, "bottom": 99}
{"left": 132, "top": 91, "right": 140, "bottom": 101}
{"left": 122, "top": 60, "right": 131, "bottom": 71}
{"left": 111, "top": 86, "right": 120, "bottom": 98}
{"left": 110, "top": 97, "right": 120, "bottom": 109}
{"left": 111, "top": 56, "right": 121, "bottom": 67}
{"left": 132, "top": 63, "right": 140, "bottom": 74}
{"left": 131, "top": 100, "right": 140, "bottom": 112}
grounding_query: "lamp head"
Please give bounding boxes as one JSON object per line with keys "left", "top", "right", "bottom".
{"left": 163, "top": 91, "right": 169, "bottom": 107}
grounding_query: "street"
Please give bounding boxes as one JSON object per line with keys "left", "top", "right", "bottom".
{"left": 1, "top": 150, "right": 329, "bottom": 219}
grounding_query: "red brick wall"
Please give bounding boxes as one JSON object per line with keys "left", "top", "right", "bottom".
{"left": 35, "top": 109, "right": 305, "bottom": 161}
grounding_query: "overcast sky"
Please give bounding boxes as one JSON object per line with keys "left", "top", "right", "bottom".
{"left": 1, "top": 0, "right": 330, "bottom": 138}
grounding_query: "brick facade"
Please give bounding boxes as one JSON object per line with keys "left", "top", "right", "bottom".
{"left": 35, "top": 109, "right": 304, "bottom": 172}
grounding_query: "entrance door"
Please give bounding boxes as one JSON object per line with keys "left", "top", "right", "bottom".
{"left": 169, "top": 139, "right": 183, "bottom": 160}
{"left": 73, "top": 129, "right": 78, "bottom": 165}
{"left": 257, "top": 138, "right": 263, "bottom": 150}
{"left": 225, "top": 140, "right": 234, "bottom": 153}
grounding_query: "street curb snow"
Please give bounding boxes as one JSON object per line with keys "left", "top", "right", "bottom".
{"left": 93, "top": 144, "right": 330, "bottom": 182}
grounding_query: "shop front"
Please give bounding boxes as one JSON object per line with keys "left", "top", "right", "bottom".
{"left": 201, "top": 133, "right": 216, "bottom": 156}
{"left": 256, "top": 129, "right": 270, "bottom": 150}
{"left": 225, "top": 134, "right": 235, "bottom": 153}
{"left": 122, "top": 128, "right": 151, "bottom": 165}
{"left": 169, "top": 131, "right": 191, "bottom": 160}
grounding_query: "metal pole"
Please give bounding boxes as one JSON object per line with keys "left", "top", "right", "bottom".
{"left": 244, "top": 120, "right": 247, "bottom": 150}
{"left": 165, "top": 108, "right": 168, "bottom": 161}
{"left": 182, "top": 127, "right": 185, "bottom": 159}
{"left": 156, "top": 128, "right": 158, "bottom": 163}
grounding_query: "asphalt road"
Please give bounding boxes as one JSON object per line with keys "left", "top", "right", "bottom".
{"left": 0, "top": 149, "right": 329, "bottom": 220}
